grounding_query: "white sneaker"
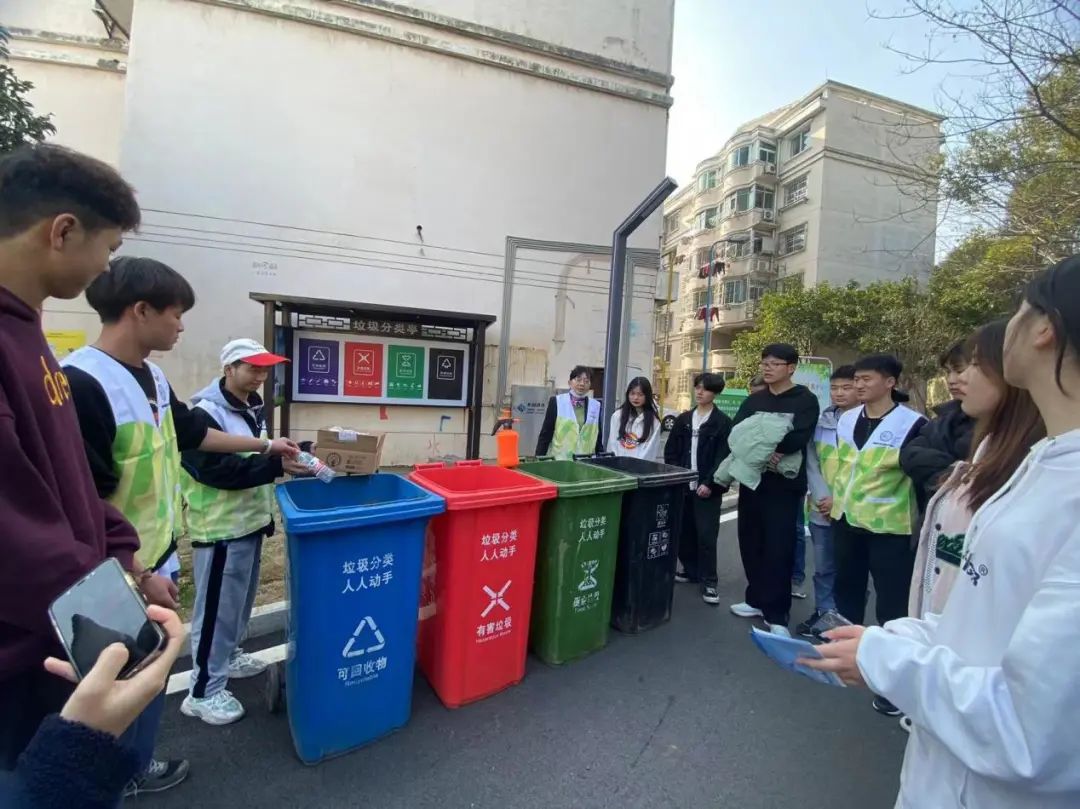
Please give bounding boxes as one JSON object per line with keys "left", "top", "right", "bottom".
{"left": 729, "top": 602, "right": 764, "bottom": 618}
{"left": 899, "top": 715, "right": 913, "bottom": 734}
{"left": 767, "top": 623, "right": 792, "bottom": 638}
{"left": 228, "top": 649, "right": 268, "bottom": 679}
{"left": 181, "top": 690, "right": 245, "bottom": 726}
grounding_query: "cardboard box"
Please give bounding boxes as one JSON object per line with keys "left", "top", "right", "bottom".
{"left": 315, "top": 429, "right": 385, "bottom": 475}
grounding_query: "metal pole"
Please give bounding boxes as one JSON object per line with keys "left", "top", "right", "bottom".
{"left": 603, "top": 177, "right": 678, "bottom": 441}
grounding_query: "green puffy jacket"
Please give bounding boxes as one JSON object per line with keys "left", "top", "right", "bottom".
{"left": 714, "top": 412, "right": 803, "bottom": 491}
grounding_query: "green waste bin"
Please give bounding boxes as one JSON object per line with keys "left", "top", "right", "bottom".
{"left": 515, "top": 459, "right": 637, "bottom": 665}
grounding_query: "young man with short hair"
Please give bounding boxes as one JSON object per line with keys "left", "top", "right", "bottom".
{"left": 664, "top": 373, "right": 732, "bottom": 605}
{"left": 62, "top": 257, "right": 298, "bottom": 793}
{"left": 535, "top": 365, "right": 604, "bottom": 460}
{"left": 796, "top": 364, "right": 858, "bottom": 637}
{"left": 729, "top": 344, "right": 820, "bottom": 635}
{"left": 0, "top": 144, "right": 143, "bottom": 770}
{"left": 180, "top": 339, "right": 312, "bottom": 725}
{"left": 900, "top": 339, "right": 975, "bottom": 516}
{"left": 830, "top": 354, "right": 926, "bottom": 716}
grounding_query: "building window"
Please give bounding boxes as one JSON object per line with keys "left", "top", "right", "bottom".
{"left": 731, "top": 145, "right": 751, "bottom": 168}
{"left": 724, "top": 278, "right": 747, "bottom": 305}
{"left": 780, "top": 223, "right": 808, "bottom": 255}
{"left": 754, "top": 186, "right": 775, "bottom": 211}
{"left": 758, "top": 143, "right": 777, "bottom": 165}
{"left": 663, "top": 212, "right": 681, "bottom": 235}
{"left": 677, "top": 372, "right": 693, "bottom": 395}
{"left": 692, "top": 289, "right": 711, "bottom": 309}
{"left": 695, "top": 207, "right": 718, "bottom": 231}
{"left": 697, "top": 169, "right": 718, "bottom": 192}
{"left": 731, "top": 237, "right": 753, "bottom": 259}
{"left": 787, "top": 125, "right": 810, "bottom": 158}
{"left": 784, "top": 174, "right": 809, "bottom": 206}
{"left": 781, "top": 274, "right": 805, "bottom": 291}
{"left": 728, "top": 187, "right": 752, "bottom": 214}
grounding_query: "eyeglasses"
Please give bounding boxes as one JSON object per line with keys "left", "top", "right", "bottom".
{"left": 759, "top": 361, "right": 793, "bottom": 369}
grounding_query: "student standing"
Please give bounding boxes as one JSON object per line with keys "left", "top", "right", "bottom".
{"left": 535, "top": 365, "right": 603, "bottom": 460}
{"left": 181, "top": 339, "right": 312, "bottom": 725}
{"left": 729, "top": 345, "right": 820, "bottom": 634}
{"left": 664, "top": 373, "right": 732, "bottom": 604}
{"left": 796, "top": 365, "right": 858, "bottom": 636}
{"left": 0, "top": 145, "right": 143, "bottom": 772}
{"left": 607, "top": 376, "right": 661, "bottom": 460}
{"left": 805, "top": 256, "right": 1080, "bottom": 809}
{"left": 829, "top": 354, "right": 926, "bottom": 717}
{"left": 900, "top": 340, "right": 975, "bottom": 519}
{"left": 62, "top": 257, "right": 298, "bottom": 793}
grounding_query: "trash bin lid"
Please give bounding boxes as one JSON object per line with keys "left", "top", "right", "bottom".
{"left": 515, "top": 459, "right": 637, "bottom": 499}
{"left": 409, "top": 460, "right": 557, "bottom": 511}
{"left": 579, "top": 456, "right": 697, "bottom": 489}
{"left": 276, "top": 473, "right": 445, "bottom": 534}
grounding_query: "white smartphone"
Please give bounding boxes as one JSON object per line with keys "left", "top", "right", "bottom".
{"left": 48, "top": 558, "right": 166, "bottom": 681}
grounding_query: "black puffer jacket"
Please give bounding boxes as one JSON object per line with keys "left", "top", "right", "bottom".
{"left": 900, "top": 399, "right": 976, "bottom": 513}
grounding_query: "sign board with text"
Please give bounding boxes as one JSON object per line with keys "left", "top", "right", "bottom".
{"left": 291, "top": 330, "right": 470, "bottom": 406}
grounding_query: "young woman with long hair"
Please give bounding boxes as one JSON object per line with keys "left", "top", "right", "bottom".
{"left": 606, "top": 376, "right": 661, "bottom": 460}
{"left": 805, "top": 255, "right": 1080, "bottom": 808}
{"left": 909, "top": 319, "right": 1045, "bottom": 619}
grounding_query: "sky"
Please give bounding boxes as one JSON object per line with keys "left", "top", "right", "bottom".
{"left": 665, "top": 0, "right": 980, "bottom": 185}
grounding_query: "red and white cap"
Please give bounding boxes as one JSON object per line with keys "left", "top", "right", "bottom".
{"left": 220, "top": 338, "right": 289, "bottom": 368}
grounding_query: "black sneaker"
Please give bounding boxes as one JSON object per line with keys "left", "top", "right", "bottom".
{"left": 124, "top": 759, "right": 190, "bottom": 796}
{"left": 791, "top": 581, "right": 808, "bottom": 600}
{"left": 702, "top": 586, "right": 720, "bottom": 605}
{"left": 872, "top": 696, "right": 902, "bottom": 717}
{"left": 795, "top": 612, "right": 821, "bottom": 638}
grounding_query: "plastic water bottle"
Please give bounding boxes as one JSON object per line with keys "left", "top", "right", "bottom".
{"left": 296, "top": 451, "right": 336, "bottom": 483}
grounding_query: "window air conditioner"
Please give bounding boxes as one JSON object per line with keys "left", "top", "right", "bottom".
{"left": 763, "top": 210, "right": 775, "bottom": 221}
{"left": 764, "top": 164, "right": 776, "bottom": 174}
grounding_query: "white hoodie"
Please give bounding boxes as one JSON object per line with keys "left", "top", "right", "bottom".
{"left": 606, "top": 410, "right": 660, "bottom": 460}
{"left": 857, "top": 429, "right": 1080, "bottom": 809}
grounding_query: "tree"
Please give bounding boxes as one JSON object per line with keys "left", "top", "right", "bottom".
{"left": 0, "top": 27, "right": 55, "bottom": 153}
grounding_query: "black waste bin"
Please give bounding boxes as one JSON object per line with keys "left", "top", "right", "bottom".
{"left": 578, "top": 455, "right": 697, "bottom": 633}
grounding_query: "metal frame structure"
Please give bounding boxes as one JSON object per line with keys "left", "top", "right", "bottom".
{"left": 251, "top": 293, "right": 495, "bottom": 459}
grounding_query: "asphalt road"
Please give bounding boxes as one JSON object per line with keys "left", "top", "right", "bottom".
{"left": 144, "top": 521, "right": 906, "bottom": 809}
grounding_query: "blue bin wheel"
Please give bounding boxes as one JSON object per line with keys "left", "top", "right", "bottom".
{"left": 266, "top": 661, "right": 285, "bottom": 715}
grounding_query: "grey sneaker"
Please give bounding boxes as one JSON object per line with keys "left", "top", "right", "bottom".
{"left": 124, "top": 758, "right": 190, "bottom": 796}
{"left": 228, "top": 649, "right": 268, "bottom": 679}
{"left": 729, "top": 602, "right": 764, "bottom": 618}
{"left": 181, "top": 690, "right": 245, "bottom": 726}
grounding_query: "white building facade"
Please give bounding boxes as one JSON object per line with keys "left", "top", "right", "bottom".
{"left": 655, "top": 81, "right": 941, "bottom": 412}
{"left": 9, "top": 0, "right": 675, "bottom": 463}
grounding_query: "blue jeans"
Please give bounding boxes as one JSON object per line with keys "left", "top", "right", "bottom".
{"left": 120, "top": 692, "right": 165, "bottom": 773}
{"left": 793, "top": 511, "right": 807, "bottom": 586}
{"left": 808, "top": 522, "right": 837, "bottom": 614}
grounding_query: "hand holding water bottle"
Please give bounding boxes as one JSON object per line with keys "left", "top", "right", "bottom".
{"left": 292, "top": 451, "right": 336, "bottom": 483}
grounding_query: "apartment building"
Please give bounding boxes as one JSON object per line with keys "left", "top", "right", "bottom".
{"left": 654, "top": 81, "right": 942, "bottom": 411}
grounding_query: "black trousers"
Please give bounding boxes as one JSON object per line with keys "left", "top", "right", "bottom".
{"left": 833, "top": 518, "right": 915, "bottom": 626}
{"left": 737, "top": 483, "right": 802, "bottom": 626}
{"left": 0, "top": 667, "right": 73, "bottom": 771}
{"left": 677, "top": 489, "right": 724, "bottom": 589}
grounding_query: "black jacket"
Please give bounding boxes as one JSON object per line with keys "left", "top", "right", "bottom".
{"left": 663, "top": 407, "right": 733, "bottom": 497}
{"left": 0, "top": 715, "right": 140, "bottom": 809}
{"left": 731, "top": 384, "right": 820, "bottom": 493}
{"left": 900, "top": 399, "right": 975, "bottom": 513}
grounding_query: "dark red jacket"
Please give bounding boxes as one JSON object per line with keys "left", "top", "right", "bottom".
{"left": 0, "top": 286, "right": 138, "bottom": 681}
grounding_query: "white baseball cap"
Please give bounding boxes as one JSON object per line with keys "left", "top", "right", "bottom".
{"left": 221, "top": 338, "right": 289, "bottom": 368}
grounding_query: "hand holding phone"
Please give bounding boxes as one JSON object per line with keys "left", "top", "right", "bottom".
{"left": 44, "top": 605, "right": 186, "bottom": 738}
{"left": 49, "top": 558, "right": 167, "bottom": 681}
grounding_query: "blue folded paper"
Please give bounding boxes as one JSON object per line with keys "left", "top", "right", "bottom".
{"left": 750, "top": 627, "right": 846, "bottom": 687}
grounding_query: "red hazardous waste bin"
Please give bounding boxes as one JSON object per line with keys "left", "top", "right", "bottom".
{"left": 410, "top": 461, "right": 556, "bottom": 708}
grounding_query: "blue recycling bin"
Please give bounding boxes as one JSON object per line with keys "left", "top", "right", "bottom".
{"left": 276, "top": 473, "right": 445, "bottom": 764}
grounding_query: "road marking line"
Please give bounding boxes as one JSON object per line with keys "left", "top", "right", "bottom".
{"left": 167, "top": 643, "right": 287, "bottom": 696}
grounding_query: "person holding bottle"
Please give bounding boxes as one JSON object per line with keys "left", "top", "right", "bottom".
{"left": 607, "top": 376, "right": 661, "bottom": 460}
{"left": 180, "top": 339, "right": 313, "bottom": 726}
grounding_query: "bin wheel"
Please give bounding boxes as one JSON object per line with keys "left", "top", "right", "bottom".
{"left": 265, "top": 661, "right": 286, "bottom": 715}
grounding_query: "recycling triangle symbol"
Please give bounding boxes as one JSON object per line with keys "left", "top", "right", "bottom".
{"left": 341, "top": 616, "right": 386, "bottom": 658}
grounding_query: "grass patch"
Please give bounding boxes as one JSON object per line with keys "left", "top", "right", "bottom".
{"left": 174, "top": 532, "right": 287, "bottom": 622}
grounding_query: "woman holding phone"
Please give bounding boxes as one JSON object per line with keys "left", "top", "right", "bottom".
{"left": 803, "top": 256, "right": 1080, "bottom": 809}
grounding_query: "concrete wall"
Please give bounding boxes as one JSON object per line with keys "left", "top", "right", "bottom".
{"left": 3, "top": 0, "right": 108, "bottom": 37}
{"left": 35, "top": 0, "right": 672, "bottom": 464}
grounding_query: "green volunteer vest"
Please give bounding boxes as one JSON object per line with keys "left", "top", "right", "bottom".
{"left": 181, "top": 398, "right": 274, "bottom": 543}
{"left": 549, "top": 393, "right": 601, "bottom": 460}
{"left": 830, "top": 404, "right": 922, "bottom": 535}
{"left": 814, "top": 424, "right": 843, "bottom": 494}
{"left": 63, "top": 348, "right": 181, "bottom": 570}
